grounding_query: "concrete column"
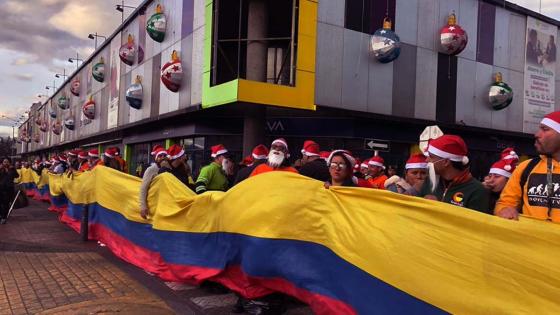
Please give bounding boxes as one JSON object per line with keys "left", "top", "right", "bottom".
{"left": 243, "top": 105, "right": 266, "bottom": 156}
{"left": 246, "top": 0, "right": 268, "bottom": 82}
{"left": 243, "top": 0, "right": 268, "bottom": 156}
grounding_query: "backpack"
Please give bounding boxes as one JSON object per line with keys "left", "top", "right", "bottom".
{"left": 518, "top": 157, "right": 541, "bottom": 213}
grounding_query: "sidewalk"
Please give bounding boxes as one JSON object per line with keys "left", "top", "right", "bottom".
{"left": 0, "top": 200, "right": 312, "bottom": 315}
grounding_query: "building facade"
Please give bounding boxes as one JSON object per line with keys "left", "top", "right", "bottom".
{"left": 18, "top": 0, "right": 560, "bottom": 179}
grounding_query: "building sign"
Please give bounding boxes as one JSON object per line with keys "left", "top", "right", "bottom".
{"left": 108, "top": 36, "right": 121, "bottom": 129}
{"left": 523, "top": 16, "right": 557, "bottom": 133}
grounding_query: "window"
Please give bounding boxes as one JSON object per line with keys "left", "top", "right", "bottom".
{"left": 344, "top": 0, "right": 396, "bottom": 34}
{"left": 211, "top": 0, "right": 298, "bottom": 86}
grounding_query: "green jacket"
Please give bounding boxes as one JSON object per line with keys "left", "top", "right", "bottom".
{"left": 421, "top": 175, "right": 490, "bottom": 214}
{"left": 195, "top": 162, "right": 228, "bottom": 194}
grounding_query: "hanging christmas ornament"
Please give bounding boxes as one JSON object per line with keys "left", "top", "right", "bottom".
{"left": 49, "top": 102, "right": 57, "bottom": 118}
{"left": 439, "top": 13, "right": 468, "bottom": 56}
{"left": 161, "top": 50, "right": 183, "bottom": 92}
{"left": 119, "top": 34, "right": 136, "bottom": 66}
{"left": 64, "top": 111, "right": 75, "bottom": 131}
{"left": 52, "top": 120, "right": 62, "bottom": 135}
{"left": 34, "top": 115, "right": 41, "bottom": 126}
{"left": 40, "top": 121, "right": 48, "bottom": 133}
{"left": 58, "top": 94, "right": 70, "bottom": 110}
{"left": 489, "top": 72, "right": 514, "bottom": 110}
{"left": 71, "top": 79, "right": 80, "bottom": 96}
{"left": 92, "top": 57, "right": 105, "bottom": 82}
{"left": 147, "top": 4, "right": 167, "bottom": 43}
{"left": 126, "top": 75, "right": 144, "bottom": 109}
{"left": 82, "top": 96, "right": 96, "bottom": 119}
{"left": 370, "top": 17, "right": 401, "bottom": 63}
{"left": 33, "top": 133, "right": 40, "bottom": 143}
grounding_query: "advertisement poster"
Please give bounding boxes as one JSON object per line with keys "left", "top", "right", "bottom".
{"left": 108, "top": 36, "right": 121, "bottom": 129}
{"left": 523, "top": 16, "right": 557, "bottom": 133}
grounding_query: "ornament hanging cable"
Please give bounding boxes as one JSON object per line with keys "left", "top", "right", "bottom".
{"left": 355, "top": 0, "right": 365, "bottom": 77}
{"left": 386, "top": 0, "right": 389, "bottom": 17}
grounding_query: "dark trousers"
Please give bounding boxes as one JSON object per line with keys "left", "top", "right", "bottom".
{"left": 0, "top": 188, "right": 14, "bottom": 219}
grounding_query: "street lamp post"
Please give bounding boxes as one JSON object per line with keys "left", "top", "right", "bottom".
{"left": 55, "top": 69, "right": 68, "bottom": 83}
{"left": 116, "top": 1, "right": 137, "bottom": 23}
{"left": 88, "top": 32, "right": 108, "bottom": 49}
{"left": 68, "top": 53, "right": 84, "bottom": 71}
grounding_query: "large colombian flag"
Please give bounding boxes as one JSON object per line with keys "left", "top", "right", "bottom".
{"left": 42, "top": 166, "right": 560, "bottom": 314}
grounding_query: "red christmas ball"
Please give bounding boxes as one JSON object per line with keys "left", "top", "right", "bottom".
{"left": 439, "top": 14, "right": 468, "bottom": 56}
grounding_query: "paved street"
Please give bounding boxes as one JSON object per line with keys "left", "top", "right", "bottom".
{"left": 0, "top": 200, "right": 312, "bottom": 315}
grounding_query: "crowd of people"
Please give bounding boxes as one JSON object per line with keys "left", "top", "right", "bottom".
{"left": 8, "top": 110, "right": 560, "bottom": 313}
{"left": 12, "top": 111, "right": 560, "bottom": 225}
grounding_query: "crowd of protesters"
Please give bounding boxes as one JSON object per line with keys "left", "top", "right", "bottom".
{"left": 10, "top": 110, "right": 560, "bottom": 314}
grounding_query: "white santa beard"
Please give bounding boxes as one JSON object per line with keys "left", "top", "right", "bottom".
{"left": 268, "top": 150, "right": 285, "bottom": 168}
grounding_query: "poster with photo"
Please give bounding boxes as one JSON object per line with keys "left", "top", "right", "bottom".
{"left": 523, "top": 16, "right": 557, "bottom": 133}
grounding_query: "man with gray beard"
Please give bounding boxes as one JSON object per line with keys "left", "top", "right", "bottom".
{"left": 250, "top": 138, "right": 298, "bottom": 177}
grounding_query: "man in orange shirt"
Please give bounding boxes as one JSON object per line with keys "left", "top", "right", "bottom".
{"left": 496, "top": 111, "right": 560, "bottom": 222}
{"left": 77, "top": 151, "right": 90, "bottom": 172}
{"left": 366, "top": 156, "right": 388, "bottom": 189}
{"left": 87, "top": 149, "right": 103, "bottom": 170}
{"left": 250, "top": 138, "right": 298, "bottom": 177}
{"left": 114, "top": 147, "right": 128, "bottom": 174}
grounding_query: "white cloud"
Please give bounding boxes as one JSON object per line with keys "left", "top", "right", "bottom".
{"left": 11, "top": 73, "right": 34, "bottom": 81}
{"left": 11, "top": 58, "right": 30, "bottom": 66}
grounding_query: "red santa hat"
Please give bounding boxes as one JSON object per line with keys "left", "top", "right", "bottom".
{"left": 104, "top": 147, "right": 117, "bottom": 158}
{"left": 353, "top": 158, "right": 362, "bottom": 172}
{"left": 210, "top": 144, "right": 228, "bottom": 158}
{"left": 489, "top": 159, "right": 517, "bottom": 178}
{"left": 50, "top": 156, "right": 60, "bottom": 163}
{"left": 88, "top": 149, "right": 99, "bottom": 158}
{"left": 368, "top": 156, "right": 385, "bottom": 169}
{"left": 167, "top": 144, "right": 185, "bottom": 160}
{"left": 68, "top": 149, "right": 80, "bottom": 157}
{"left": 541, "top": 111, "right": 560, "bottom": 134}
{"left": 151, "top": 144, "right": 164, "bottom": 156}
{"left": 252, "top": 144, "right": 269, "bottom": 160}
{"left": 405, "top": 154, "right": 428, "bottom": 170}
{"left": 152, "top": 147, "right": 168, "bottom": 158}
{"left": 241, "top": 155, "right": 254, "bottom": 166}
{"left": 327, "top": 150, "right": 356, "bottom": 169}
{"left": 301, "top": 140, "right": 320, "bottom": 157}
{"left": 59, "top": 154, "right": 67, "bottom": 162}
{"left": 500, "top": 147, "right": 519, "bottom": 162}
{"left": 360, "top": 159, "right": 369, "bottom": 169}
{"left": 271, "top": 138, "right": 289, "bottom": 150}
{"left": 319, "top": 151, "right": 330, "bottom": 161}
{"left": 78, "top": 151, "right": 88, "bottom": 159}
{"left": 427, "top": 135, "right": 469, "bottom": 165}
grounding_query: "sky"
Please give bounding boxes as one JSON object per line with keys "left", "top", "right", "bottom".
{"left": 0, "top": 0, "right": 558, "bottom": 138}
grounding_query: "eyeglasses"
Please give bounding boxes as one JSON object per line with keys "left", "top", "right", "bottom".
{"left": 329, "top": 162, "right": 347, "bottom": 170}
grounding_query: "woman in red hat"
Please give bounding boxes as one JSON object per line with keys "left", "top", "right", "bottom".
{"left": 385, "top": 154, "right": 428, "bottom": 196}
{"left": 324, "top": 150, "right": 357, "bottom": 187}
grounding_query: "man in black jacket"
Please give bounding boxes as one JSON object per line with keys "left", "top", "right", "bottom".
{"left": 0, "top": 158, "right": 19, "bottom": 224}
{"left": 298, "top": 140, "right": 330, "bottom": 182}
{"left": 233, "top": 144, "right": 269, "bottom": 185}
